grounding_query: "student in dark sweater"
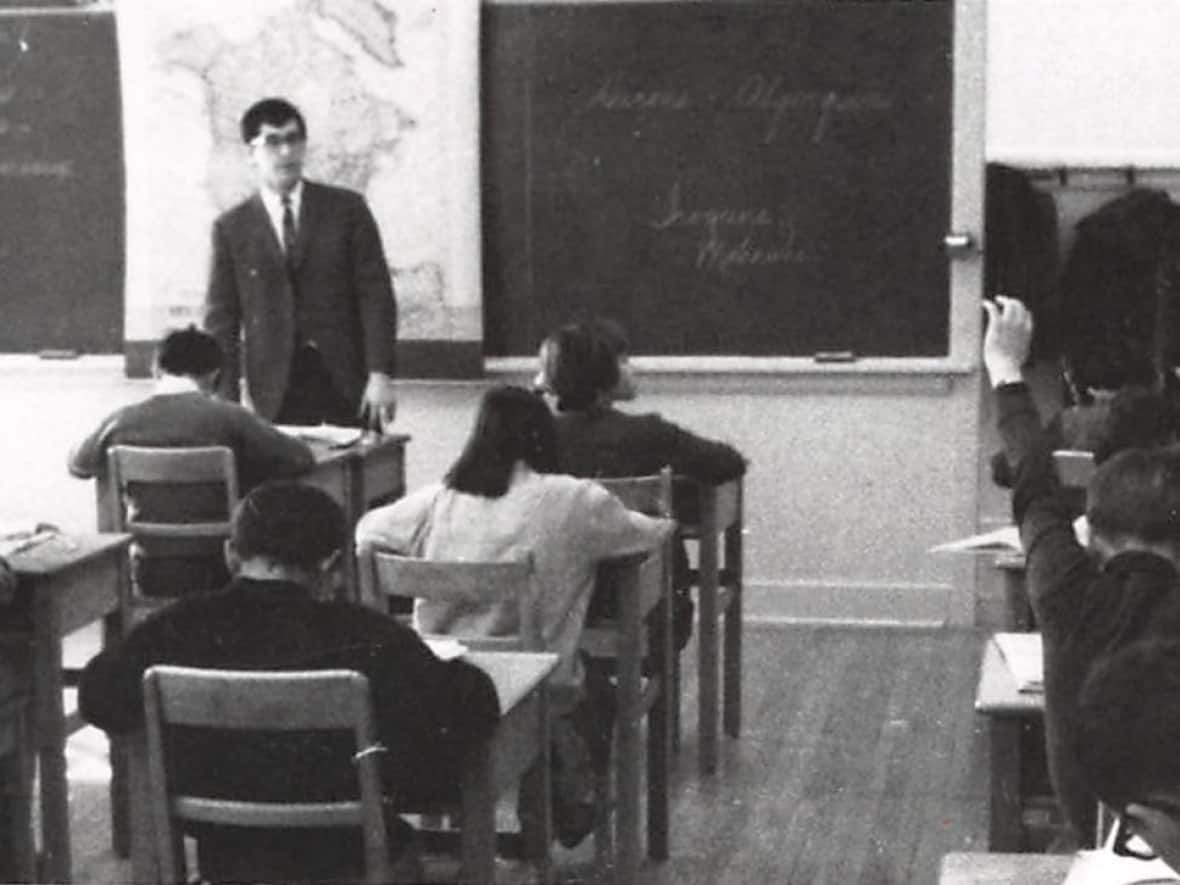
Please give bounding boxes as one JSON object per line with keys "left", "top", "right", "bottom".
{"left": 536, "top": 320, "right": 748, "bottom": 650}
{"left": 68, "top": 326, "right": 314, "bottom": 597}
{"left": 984, "top": 296, "right": 1180, "bottom": 848}
{"left": 80, "top": 481, "right": 500, "bottom": 884}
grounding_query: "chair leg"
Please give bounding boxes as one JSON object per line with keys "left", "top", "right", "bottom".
{"left": 1, "top": 707, "right": 35, "bottom": 883}
{"left": 723, "top": 583, "right": 742, "bottom": 740}
{"left": 646, "top": 681, "right": 670, "bottom": 861}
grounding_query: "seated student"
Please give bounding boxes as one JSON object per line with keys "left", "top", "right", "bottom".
{"left": 535, "top": 320, "right": 748, "bottom": 650}
{"left": 80, "top": 481, "right": 500, "bottom": 884}
{"left": 355, "top": 384, "right": 673, "bottom": 846}
{"left": 1074, "top": 638, "right": 1180, "bottom": 872}
{"left": 68, "top": 326, "right": 314, "bottom": 597}
{"left": 983, "top": 295, "right": 1180, "bottom": 848}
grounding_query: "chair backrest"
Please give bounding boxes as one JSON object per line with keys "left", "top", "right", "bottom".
{"left": 141, "top": 665, "right": 392, "bottom": 885}
{"left": 595, "top": 466, "right": 674, "bottom": 519}
{"left": 106, "top": 445, "right": 238, "bottom": 539}
{"left": 358, "top": 550, "right": 540, "bottom": 651}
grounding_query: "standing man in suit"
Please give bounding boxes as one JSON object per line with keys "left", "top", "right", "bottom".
{"left": 205, "top": 97, "right": 398, "bottom": 428}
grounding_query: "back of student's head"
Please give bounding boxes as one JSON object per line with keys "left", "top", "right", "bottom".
{"left": 444, "top": 385, "right": 558, "bottom": 497}
{"left": 156, "top": 326, "right": 222, "bottom": 379}
{"left": 239, "top": 97, "right": 306, "bottom": 143}
{"left": 1073, "top": 638, "right": 1180, "bottom": 811}
{"left": 541, "top": 323, "right": 619, "bottom": 412}
{"left": 1086, "top": 445, "right": 1180, "bottom": 548}
{"left": 1063, "top": 340, "right": 1157, "bottom": 403}
{"left": 1093, "top": 386, "right": 1180, "bottom": 464}
{"left": 231, "top": 481, "right": 346, "bottom": 571}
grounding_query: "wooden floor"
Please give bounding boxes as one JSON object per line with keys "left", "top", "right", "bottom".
{"left": 62, "top": 623, "right": 989, "bottom": 885}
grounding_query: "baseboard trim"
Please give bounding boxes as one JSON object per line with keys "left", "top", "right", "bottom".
{"left": 743, "top": 578, "right": 954, "bottom": 627}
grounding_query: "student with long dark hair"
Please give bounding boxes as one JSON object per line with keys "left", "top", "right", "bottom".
{"left": 356, "top": 384, "right": 672, "bottom": 847}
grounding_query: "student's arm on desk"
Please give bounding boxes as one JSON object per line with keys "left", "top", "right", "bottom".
{"left": 227, "top": 401, "right": 316, "bottom": 477}
{"left": 582, "top": 480, "right": 676, "bottom": 559}
{"left": 66, "top": 412, "right": 119, "bottom": 479}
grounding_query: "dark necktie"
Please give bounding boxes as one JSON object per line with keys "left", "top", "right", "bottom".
{"left": 281, "top": 195, "right": 297, "bottom": 267}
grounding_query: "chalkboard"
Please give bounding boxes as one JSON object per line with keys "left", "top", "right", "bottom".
{"left": 481, "top": 1, "right": 953, "bottom": 358}
{"left": 0, "top": 10, "right": 123, "bottom": 353}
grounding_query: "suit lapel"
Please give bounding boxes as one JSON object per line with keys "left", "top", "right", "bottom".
{"left": 290, "top": 180, "right": 319, "bottom": 271}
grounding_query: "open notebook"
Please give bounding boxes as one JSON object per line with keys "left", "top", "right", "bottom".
{"left": 994, "top": 632, "right": 1043, "bottom": 693}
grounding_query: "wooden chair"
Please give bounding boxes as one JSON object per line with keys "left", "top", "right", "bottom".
{"left": 678, "top": 475, "right": 744, "bottom": 775}
{"left": 105, "top": 445, "right": 238, "bottom": 615}
{"left": 357, "top": 552, "right": 539, "bottom": 651}
{"left": 0, "top": 686, "right": 34, "bottom": 883}
{"left": 141, "top": 665, "right": 395, "bottom": 885}
{"left": 588, "top": 469, "right": 675, "bottom": 875}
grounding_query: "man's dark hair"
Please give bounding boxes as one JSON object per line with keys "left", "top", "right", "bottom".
{"left": 1074, "top": 639, "right": 1180, "bottom": 810}
{"left": 1063, "top": 339, "right": 1158, "bottom": 405}
{"left": 1093, "top": 386, "right": 1180, "bottom": 464}
{"left": 1087, "top": 444, "right": 1180, "bottom": 545}
{"left": 542, "top": 323, "right": 619, "bottom": 412}
{"left": 156, "top": 326, "right": 222, "bottom": 378}
{"left": 240, "top": 97, "right": 307, "bottom": 143}
{"left": 444, "top": 385, "right": 558, "bottom": 497}
{"left": 231, "top": 481, "right": 345, "bottom": 571}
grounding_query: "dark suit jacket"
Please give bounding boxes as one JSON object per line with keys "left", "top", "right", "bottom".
{"left": 205, "top": 180, "right": 398, "bottom": 420}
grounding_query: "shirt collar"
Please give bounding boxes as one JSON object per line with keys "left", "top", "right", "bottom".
{"left": 260, "top": 180, "right": 304, "bottom": 221}
{"left": 153, "top": 374, "right": 204, "bottom": 396}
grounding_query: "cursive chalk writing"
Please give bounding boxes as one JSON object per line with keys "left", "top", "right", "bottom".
{"left": 696, "top": 225, "right": 810, "bottom": 274}
{"left": 587, "top": 74, "right": 691, "bottom": 111}
{"left": 650, "top": 182, "right": 773, "bottom": 234}
{"left": 733, "top": 75, "right": 892, "bottom": 144}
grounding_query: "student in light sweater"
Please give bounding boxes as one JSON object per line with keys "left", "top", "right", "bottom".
{"left": 355, "top": 384, "right": 673, "bottom": 846}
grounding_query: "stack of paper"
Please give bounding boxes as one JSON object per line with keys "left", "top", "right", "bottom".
{"left": 423, "top": 637, "right": 468, "bottom": 661}
{"left": 994, "top": 632, "right": 1043, "bottom": 693}
{"left": 930, "top": 516, "right": 1090, "bottom": 555}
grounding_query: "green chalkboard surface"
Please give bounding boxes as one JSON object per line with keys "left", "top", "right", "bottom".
{"left": 482, "top": 1, "right": 953, "bottom": 358}
{"left": 0, "top": 10, "right": 123, "bottom": 353}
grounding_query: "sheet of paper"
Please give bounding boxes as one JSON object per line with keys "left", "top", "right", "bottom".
{"left": 929, "top": 516, "right": 1089, "bottom": 555}
{"left": 276, "top": 424, "right": 364, "bottom": 448}
{"left": 994, "top": 632, "right": 1043, "bottom": 694}
{"left": 1063, "top": 847, "right": 1180, "bottom": 884}
{"left": 423, "top": 637, "right": 468, "bottom": 661}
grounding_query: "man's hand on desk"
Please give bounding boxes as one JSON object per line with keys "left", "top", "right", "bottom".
{"left": 360, "top": 371, "right": 397, "bottom": 433}
{"left": 982, "top": 295, "right": 1033, "bottom": 388}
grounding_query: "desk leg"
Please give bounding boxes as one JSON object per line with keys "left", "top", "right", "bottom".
{"left": 697, "top": 507, "right": 719, "bottom": 776}
{"left": 989, "top": 717, "right": 1024, "bottom": 852}
{"left": 1002, "top": 569, "right": 1032, "bottom": 632}
{"left": 127, "top": 732, "right": 159, "bottom": 885}
{"left": 722, "top": 521, "right": 742, "bottom": 740}
{"left": 105, "top": 585, "right": 130, "bottom": 857}
{"left": 460, "top": 743, "right": 496, "bottom": 885}
{"left": 33, "top": 615, "right": 71, "bottom": 883}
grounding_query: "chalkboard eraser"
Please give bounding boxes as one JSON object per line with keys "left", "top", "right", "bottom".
{"left": 38, "top": 349, "right": 79, "bottom": 360}
{"left": 814, "top": 350, "right": 857, "bottom": 363}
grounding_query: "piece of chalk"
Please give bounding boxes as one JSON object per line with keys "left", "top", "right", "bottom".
{"left": 814, "top": 351, "right": 856, "bottom": 363}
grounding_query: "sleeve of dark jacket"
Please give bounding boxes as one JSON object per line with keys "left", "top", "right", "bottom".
{"left": 997, "top": 382, "right": 1096, "bottom": 633}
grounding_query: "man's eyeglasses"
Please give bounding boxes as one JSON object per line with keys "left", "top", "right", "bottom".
{"left": 251, "top": 132, "right": 306, "bottom": 151}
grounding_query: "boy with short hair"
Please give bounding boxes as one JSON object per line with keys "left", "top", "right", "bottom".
{"left": 80, "top": 481, "right": 500, "bottom": 883}
{"left": 68, "top": 326, "right": 314, "bottom": 597}
{"left": 984, "top": 296, "right": 1180, "bottom": 845}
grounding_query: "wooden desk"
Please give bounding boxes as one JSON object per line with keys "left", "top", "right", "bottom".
{"left": 127, "top": 649, "right": 558, "bottom": 885}
{"left": 975, "top": 636, "right": 1045, "bottom": 853}
{"left": 681, "top": 476, "right": 743, "bottom": 775}
{"left": 994, "top": 553, "right": 1034, "bottom": 632}
{"left": 939, "top": 851, "right": 1071, "bottom": 884}
{"left": 0, "top": 533, "right": 131, "bottom": 883}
